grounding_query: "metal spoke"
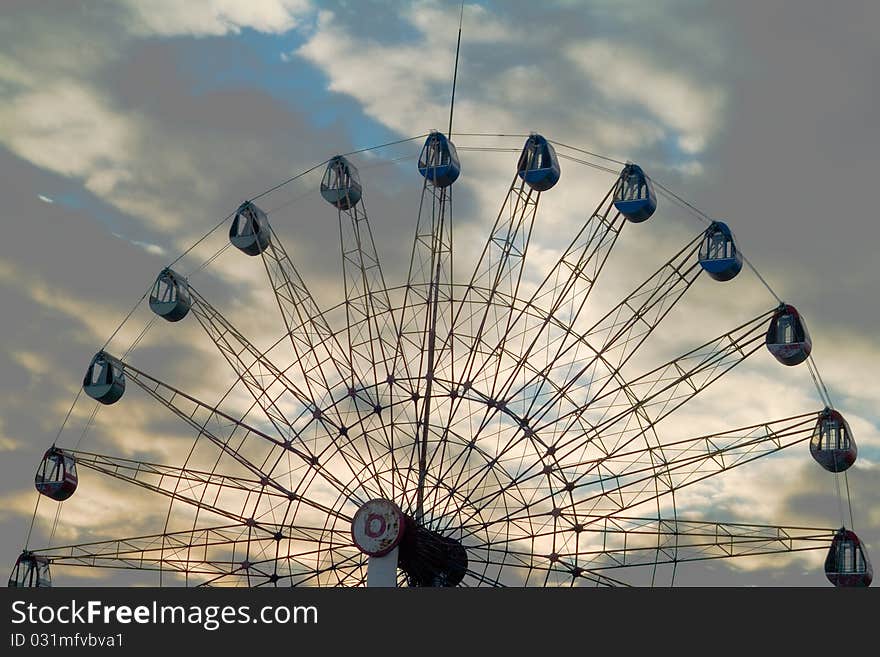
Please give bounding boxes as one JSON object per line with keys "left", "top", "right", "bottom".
{"left": 462, "top": 518, "right": 834, "bottom": 572}
{"left": 30, "top": 523, "right": 354, "bottom": 584}
{"left": 437, "top": 412, "right": 819, "bottom": 539}
{"left": 102, "top": 354, "right": 360, "bottom": 522}
{"left": 336, "top": 195, "right": 403, "bottom": 390}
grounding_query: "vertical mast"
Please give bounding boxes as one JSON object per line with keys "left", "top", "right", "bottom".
{"left": 415, "top": 2, "right": 465, "bottom": 524}
{"left": 447, "top": 2, "right": 464, "bottom": 138}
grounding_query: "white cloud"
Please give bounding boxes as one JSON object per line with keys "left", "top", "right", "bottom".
{"left": 0, "top": 416, "right": 23, "bottom": 453}
{"left": 0, "top": 437, "right": 21, "bottom": 452}
{"left": 123, "top": 0, "right": 311, "bottom": 37}
{"left": 296, "top": 3, "right": 724, "bottom": 163}
{"left": 567, "top": 40, "right": 725, "bottom": 155}
{"left": 0, "top": 0, "right": 315, "bottom": 247}
{"left": 0, "top": 258, "right": 161, "bottom": 353}
{"left": 296, "top": 3, "right": 524, "bottom": 135}
{"left": 129, "top": 240, "right": 168, "bottom": 257}
{"left": 0, "top": 82, "right": 134, "bottom": 182}
{"left": 10, "top": 350, "right": 52, "bottom": 381}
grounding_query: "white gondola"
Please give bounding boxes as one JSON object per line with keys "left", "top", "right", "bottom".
{"left": 321, "top": 156, "right": 362, "bottom": 209}
{"left": 229, "top": 201, "right": 271, "bottom": 256}
{"left": 149, "top": 268, "right": 191, "bottom": 322}
{"left": 82, "top": 351, "right": 125, "bottom": 405}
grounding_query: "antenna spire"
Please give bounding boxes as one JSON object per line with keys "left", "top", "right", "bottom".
{"left": 447, "top": 2, "right": 464, "bottom": 138}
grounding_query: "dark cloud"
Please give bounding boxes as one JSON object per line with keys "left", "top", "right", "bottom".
{"left": 691, "top": 0, "right": 880, "bottom": 332}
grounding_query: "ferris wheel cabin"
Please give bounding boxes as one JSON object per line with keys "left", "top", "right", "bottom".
{"left": 698, "top": 221, "right": 743, "bottom": 281}
{"left": 149, "top": 268, "right": 191, "bottom": 322}
{"left": 418, "top": 131, "right": 460, "bottom": 188}
{"left": 613, "top": 162, "right": 657, "bottom": 223}
{"left": 765, "top": 304, "right": 811, "bottom": 366}
{"left": 810, "top": 408, "right": 857, "bottom": 473}
{"left": 229, "top": 201, "right": 271, "bottom": 256}
{"left": 517, "top": 133, "right": 560, "bottom": 192}
{"left": 83, "top": 352, "right": 125, "bottom": 404}
{"left": 321, "top": 155, "right": 362, "bottom": 209}
{"left": 35, "top": 447, "right": 78, "bottom": 501}
{"left": 825, "top": 528, "right": 873, "bottom": 587}
{"left": 8, "top": 552, "right": 51, "bottom": 588}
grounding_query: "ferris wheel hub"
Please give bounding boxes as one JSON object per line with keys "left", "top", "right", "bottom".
{"left": 351, "top": 499, "right": 468, "bottom": 587}
{"left": 351, "top": 499, "right": 405, "bottom": 557}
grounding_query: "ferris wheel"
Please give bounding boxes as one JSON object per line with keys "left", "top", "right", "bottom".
{"left": 8, "top": 129, "right": 872, "bottom": 588}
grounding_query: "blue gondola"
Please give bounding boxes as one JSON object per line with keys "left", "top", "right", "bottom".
{"left": 321, "top": 156, "right": 362, "bottom": 209}
{"left": 8, "top": 552, "right": 51, "bottom": 587}
{"left": 83, "top": 352, "right": 125, "bottom": 404}
{"left": 517, "top": 133, "right": 560, "bottom": 192}
{"left": 35, "top": 447, "right": 78, "bottom": 501}
{"left": 765, "top": 304, "right": 812, "bottom": 366}
{"left": 149, "top": 268, "right": 191, "bottom": 322}
{"left": 613, "top": 163, "right": 657, "bottom": 223}
{"left": 698, "top": 221, "right": 743, "bottom": 281}
{"left": 229, "top": 201, "right": 271, "bottom": 256}
{"left": 418, "top": 131, "right": 460, "bottom": 188}
{"left": 810, "top": 408, "right": 857, "bottom": 473}
{"left": 825, "top": 528, "right": 873, "bottom": 587}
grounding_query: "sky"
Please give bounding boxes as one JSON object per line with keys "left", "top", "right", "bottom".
{"left": 1, "top": 0, "right": 879, "bottom": 587}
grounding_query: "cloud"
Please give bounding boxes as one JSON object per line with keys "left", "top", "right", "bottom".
{"left": 10, "top": 350, "right": 52, "bottom": 381}
{"left": 122, "top": 0, "right": 311, "bottom": 37}
{"left": 567, "top": 40, "right": 725, "bottom": 155}
{"left": 0, "top": 437, "right": 21, "bottom": 452}
{"left": 0, "top": 258, "right": 159, "bottom": 351}
{"left": 295, "top": 3, "right": 531, "bottom": 135}
{"left": 0, "top": 415, "right": 23, "bottom": 453}
{"left": 0, "top": 82, "right": 135, "bottom": 183}
{"left": 127, "top": 239, "right": 168, "bottom": 257}
{"left": 0, "top": 0, "right": 316, "bottom": 249}
{"left": 295, "top": 1, "right": 726, "bottom": 165}
{"left": 0, "top": 73, "right": 195, "bottom": 239}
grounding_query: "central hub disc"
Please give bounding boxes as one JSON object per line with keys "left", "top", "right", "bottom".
{"left": 351, "top": 499, "right": 405, "bottom": 557}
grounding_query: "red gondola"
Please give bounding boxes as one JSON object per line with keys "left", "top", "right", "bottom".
{"left": 8, "top": 552, "right": 51, "bottom": 587}
{"left": 810, "top": 408, "right": 857, "bottom": 473}
{"left": 765, "top": 304, "right": 811, "bottom": 366}
{"left": 35, "top": 447, "right": 78, "bottom": 501}
{"left": 825, "top": 528, "right": 872, "bottom": 587}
